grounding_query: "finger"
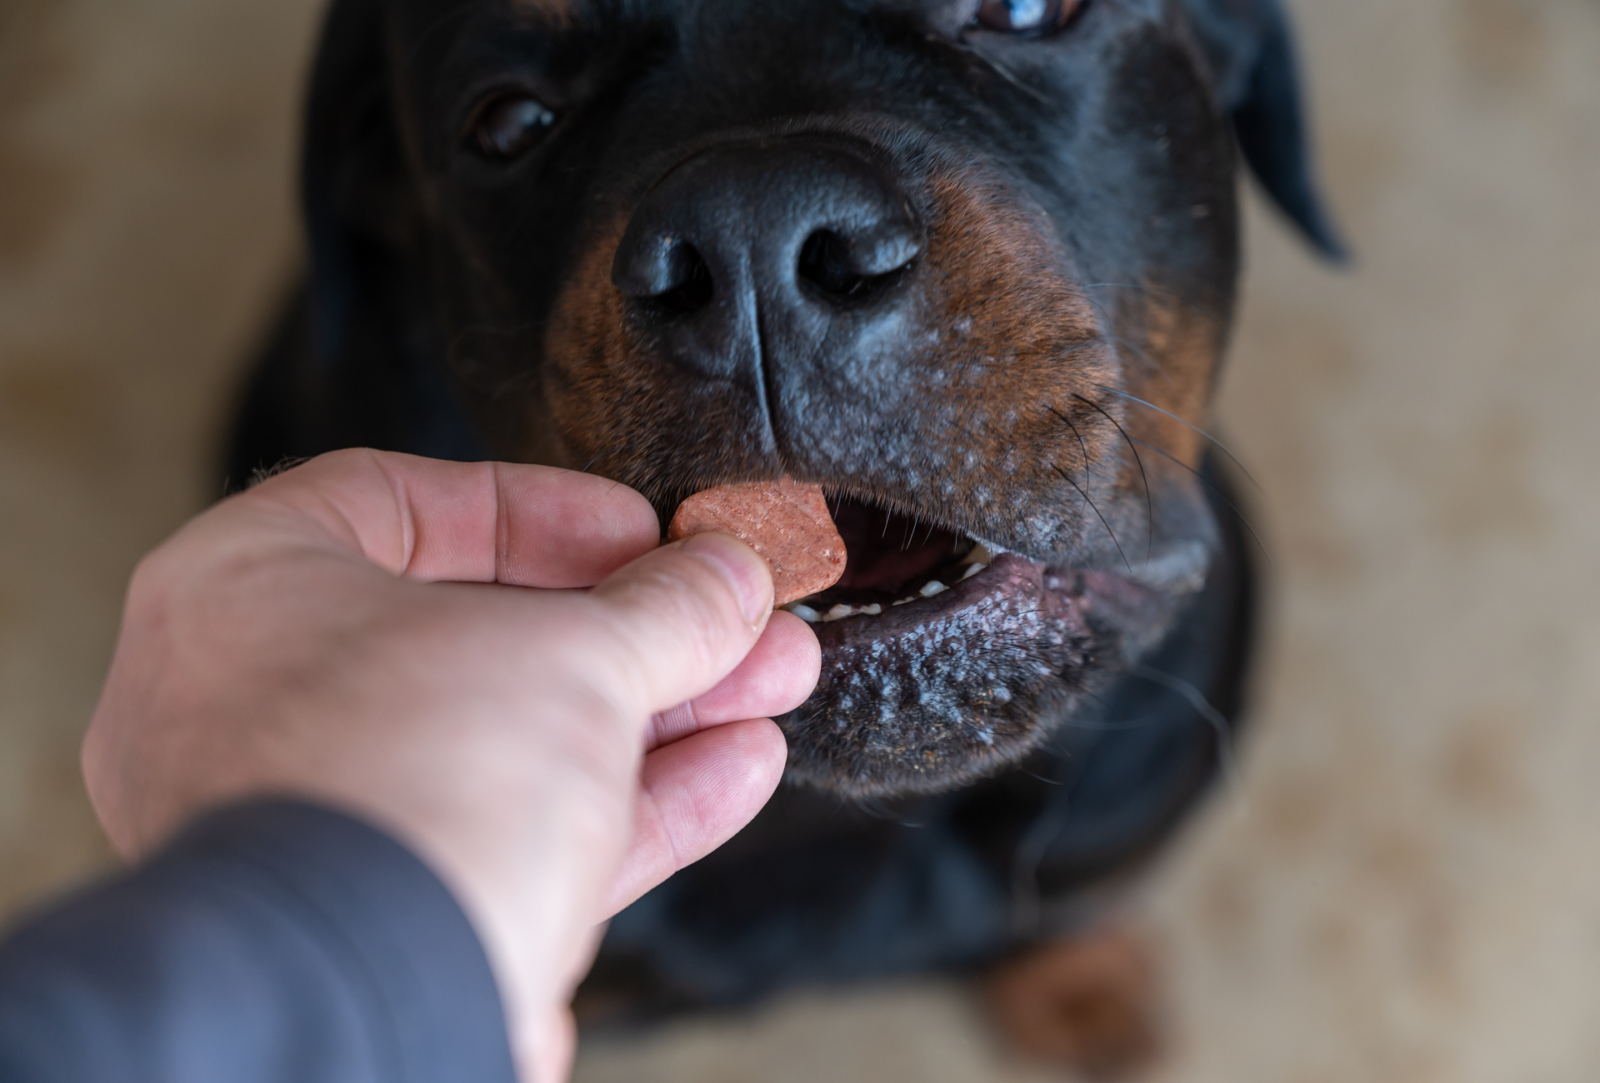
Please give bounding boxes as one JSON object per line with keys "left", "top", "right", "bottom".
{"left": 521, "top": 1007, "right": 576, "bottom": 1083}
{"left": 602, "top": 719, "right": 787, "bottom": 917}
{"left": 581, "top": 533, "right": 775, "bottom": 719}
{"left": 247, "top": 450, "right": 660, "bottom": 587}
{"left": 646, "top": 611, "right": 820, "bottom": 750}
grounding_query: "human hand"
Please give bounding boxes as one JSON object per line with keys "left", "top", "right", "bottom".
{"left": 81, "top": 449, "right": 820, "bottom": 1082}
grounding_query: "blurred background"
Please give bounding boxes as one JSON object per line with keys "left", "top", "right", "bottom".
{"left": 2, "top": 0, "right": 1598, "bottom": 1079}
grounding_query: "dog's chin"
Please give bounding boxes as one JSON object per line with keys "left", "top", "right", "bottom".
{"left": 775, "top": 497, "right": 1189, "bottom": 799}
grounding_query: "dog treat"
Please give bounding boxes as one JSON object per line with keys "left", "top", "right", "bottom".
{"left": 669, "top": 478, "right": 847, "bottom": 607}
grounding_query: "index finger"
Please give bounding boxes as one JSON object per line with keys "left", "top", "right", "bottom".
{"left": 246, "top": 449, "right": 661, "bottom": 588}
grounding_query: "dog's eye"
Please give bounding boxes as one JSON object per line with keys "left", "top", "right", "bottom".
{"left": 973, "top": 0, "right": 1082, "bottom": 34}
{"left": 468, "top": 92, "right": 558, "bottom": 161}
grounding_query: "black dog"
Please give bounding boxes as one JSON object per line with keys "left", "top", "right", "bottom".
{"left": 230, "top": 0, "right": 1339, "bottom": 1067}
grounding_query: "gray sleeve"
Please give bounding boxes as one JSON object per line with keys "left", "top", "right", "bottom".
{"left": 0, "top": 801, "right": 519, "bottom": 1083}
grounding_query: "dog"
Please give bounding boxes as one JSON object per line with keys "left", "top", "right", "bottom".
{"left": 229, "top": 0, "right": 1341, "bottom": 1071}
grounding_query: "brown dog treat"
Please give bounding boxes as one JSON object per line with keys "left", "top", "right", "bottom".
{"left": 669, "top": 478, "right": 846, "bottom": 607}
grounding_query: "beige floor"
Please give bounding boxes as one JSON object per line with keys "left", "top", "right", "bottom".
{"left": 3, "top": 1, "right": 1599, "bottom": 1080}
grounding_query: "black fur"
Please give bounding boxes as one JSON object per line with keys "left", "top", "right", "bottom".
{"left": 227, "top": 0, "right": 1336, "bottom": 1019}
{"left": 229, "top": 0, "right": 1342, "bottom": 484}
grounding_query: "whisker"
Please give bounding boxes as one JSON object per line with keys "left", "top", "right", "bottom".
{"left": 1047, "top": 402, "right": 1148, "bottom": 568}
{"left": 1008, "top": 794, "right": 1067, "bottom": 938}
{"left": 1089, "top": 329, "right": 1182, "bottom": 398}
{"left": 1071, "top": 393, "right": 1155, "bottom": 561}
{"left": 1059, "top": 291, "right": 1184, "bottom": 401}
{"left": 575, "top": 441, "right": 630, "bottom": 478}
{"left": 1129, "top": 664, "right": 1246, "bottom": 807}
{"left": 1057, "top": 715, "right": 1170, "bottom": 733}
{"left": 1047, "top": 405, "right": 1094, "bottom": 481}
{"left": 1095, "top": 385, "right": 1260, "bottom": 491}
{"left": 1073, "top": 279, "right": 1202, "bottom": 331}
{"left": 1051, "top": 464, "right": 1133, "bottom": 575}
{"left": 1125, "top": 435, "right": 1272, "bottom": 568}
{"left": 1020, "top": 768, "right": 1066, "bottom": 786}
{"left": 852, "top": 792, "right": 926, "bottom": 828}
{"left": 1006, "top": 756, "right": 1103, "bottom": 938}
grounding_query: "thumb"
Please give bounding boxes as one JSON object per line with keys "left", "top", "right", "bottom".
{"left": 581, "top": 533, "right": 776, "bottom": 722}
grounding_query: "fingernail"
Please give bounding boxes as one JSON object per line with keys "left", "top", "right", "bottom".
{"left": 680, "top": 533, "right": 772, "bottom": 626}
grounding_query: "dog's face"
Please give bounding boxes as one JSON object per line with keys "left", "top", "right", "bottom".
{"left": 307, "top": 0, "right": 1337, "bottom": 797}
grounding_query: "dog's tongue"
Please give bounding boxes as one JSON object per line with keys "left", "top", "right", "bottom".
{"left": 668, "top": 479, "right": 847, "bottom": 606}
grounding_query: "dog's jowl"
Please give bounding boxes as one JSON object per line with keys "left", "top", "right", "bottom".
{"left": 231, "top": 0, "right": 1340, "bottom": 1070}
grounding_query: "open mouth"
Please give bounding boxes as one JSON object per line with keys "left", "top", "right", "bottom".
{"left": 783, "top": 498, "right": 992, "bottom": 623}
{"left": 773, "top": 496, "right": 1176, "bottom": 799}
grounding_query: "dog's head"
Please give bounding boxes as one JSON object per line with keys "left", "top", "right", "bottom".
{"left": 302, "top": 0, "right": 1338, "bottom": 798}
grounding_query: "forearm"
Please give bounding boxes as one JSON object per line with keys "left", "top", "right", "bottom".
{"left": 0, "top": 801, "right": 516, "bottom": 1083}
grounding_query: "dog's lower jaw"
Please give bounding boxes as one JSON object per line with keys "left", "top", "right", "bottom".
{"left": 777, "top": 552, "right": 1190, "bottom": 799}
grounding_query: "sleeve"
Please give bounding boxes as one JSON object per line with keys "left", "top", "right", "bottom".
{"left": 0, "top": 801, "right": 519, "bottom": 1083}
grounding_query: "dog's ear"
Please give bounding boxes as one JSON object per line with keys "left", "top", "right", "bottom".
{"left": 1180, "top": 0, "right": 1347, "bottom": 261}
{"left": 301, "top": 0, "right": 420, "bottom": 360}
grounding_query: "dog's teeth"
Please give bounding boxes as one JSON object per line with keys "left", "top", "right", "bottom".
{"left": 785, "top": 603, "right": 821, "bottom": 623}
{"left": 823, "top": 604, "right": 855, "bottom": 622}
{"left": 860, "top": 604, "right": 883, "bottom": 616}
{"left": 963, "top": 543, "right": 996, "bottom": 566}
{"left": 920, "top": 580, "right": 947, "bottom": 598}
{"left": 893, "top": 596, "right": 916, "bottom": 607}
{"left": 961, "top": 563, "right": 986, "bottom": 581}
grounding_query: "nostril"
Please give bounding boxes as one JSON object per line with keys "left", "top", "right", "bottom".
{"left": 798, "top": 226, "right": 918, "bottom": 305}
{"left": 799, "top": 231, "right": 860, "bottom": 298}
{"left": 623, "top": 239, "right": 714, "bottom": 318}
{"left": 654, "top": 242, "right": 715, "bottom": 316}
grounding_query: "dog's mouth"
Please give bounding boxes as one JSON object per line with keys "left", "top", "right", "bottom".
{"left": 772, "top": 496, "right": 1182, "bottom": 798}
{"left": 784, "top": 497, "right": 986, "bottom": 623}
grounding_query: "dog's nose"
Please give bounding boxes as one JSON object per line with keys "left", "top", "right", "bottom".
{"left": 611, "top": 140, "right": 922, "bottom": 380}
